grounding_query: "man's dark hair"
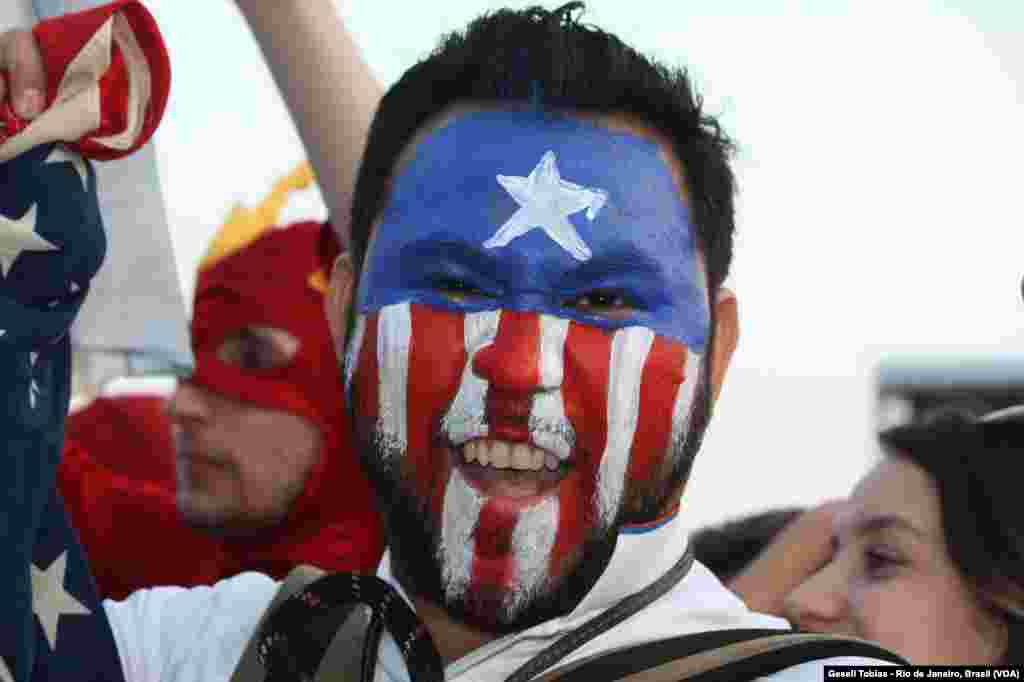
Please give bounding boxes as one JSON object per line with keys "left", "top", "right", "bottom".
{"left": 879, "top": 413, "right": 1024, "bottom": 664}
{"left": 349, "top": 2, "right": 736, "bottom": 295}
{"left": 691, "top": 507, "right": 804, "bottom": 583}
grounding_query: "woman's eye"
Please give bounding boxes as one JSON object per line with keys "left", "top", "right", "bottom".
{"left": 565, "top": 291, "right": 636, "bottom": 319}
{"left": 862, "top": 548, "right": 904, "bottom": 580}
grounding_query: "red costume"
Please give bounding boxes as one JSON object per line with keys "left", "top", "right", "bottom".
{"left": 59, "top": 178, "right": 384, "bottom": 599}
{"left": 65, "top": 394, "right": 175, "bottom": 485}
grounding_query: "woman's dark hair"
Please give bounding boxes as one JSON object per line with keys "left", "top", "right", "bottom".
{"left": 349, "top": 2, "right": 736, "bottom": 294}
{"left": 879, "top": 412, "right": 1024, "bottom": 663}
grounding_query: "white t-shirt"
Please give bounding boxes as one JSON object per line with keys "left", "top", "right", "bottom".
{"left": 105, "top": 514, "right": 890, "bottom": 681}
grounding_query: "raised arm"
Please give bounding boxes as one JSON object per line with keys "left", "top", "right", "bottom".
{"left": 233, "top": 0, "right": 382, "bottom": 242}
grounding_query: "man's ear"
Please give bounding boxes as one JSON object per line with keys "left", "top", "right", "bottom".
{"left": 708, "top": 287, "right": 739, "bottom": 407}
{"left": 324, "top": 252, "right": 355, "bottom": 363}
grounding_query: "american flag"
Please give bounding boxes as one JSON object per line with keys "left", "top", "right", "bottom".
{"left": 0, "top": 2, "right": 169, "bottom": 679}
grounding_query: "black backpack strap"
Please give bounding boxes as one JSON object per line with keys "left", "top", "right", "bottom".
{"left": 243, "top": 572, "right": 444, "bottom": 682}
{"left": 231, "top": 565, "right": 326, "bottom": 682}
{"left": 541, "top": 629, "right": 908, "bottom": 681}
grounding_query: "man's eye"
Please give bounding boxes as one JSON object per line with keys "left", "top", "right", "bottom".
{"left": 565, "top": 290, "right": 636, "bottom": 319}
{"left": 216, "top": 328, "right": 298, "bottom": 370}
{"left": 435, "top": 278, "right": 490, "bottom": 303}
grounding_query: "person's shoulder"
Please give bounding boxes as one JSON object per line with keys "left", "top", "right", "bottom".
{"left": 104, "top": 571, "right": 279, "bottom": 618}
{"left": 103, "top": 573, "right": 282, "bottom": 681}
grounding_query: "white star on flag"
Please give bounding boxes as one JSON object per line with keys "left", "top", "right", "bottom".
{"left": 0, "top": 205, "right": 60, "bottom": 278}
{"left": 484, "top": 150, "right": 608, "bottom": 262}
{"left": 0, "top": 657, "right": 13, "bottom": 682}
{"left": 45, "top": 146, "right": 89, "bottom": 190}
{"left": 31, "top": 551, "right": 91, "bottom": 651}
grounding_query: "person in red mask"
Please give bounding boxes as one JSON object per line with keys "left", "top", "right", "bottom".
{"left": 58, "top": 165, "right": 385, "bottom": 600}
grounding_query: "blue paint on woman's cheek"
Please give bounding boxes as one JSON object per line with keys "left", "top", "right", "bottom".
{"left": 357, "top": 110, "right": 710, "bottom": 349}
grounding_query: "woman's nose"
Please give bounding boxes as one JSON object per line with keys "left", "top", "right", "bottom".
{"left": 782, "top": 560, "right": 851, "bottom": 634}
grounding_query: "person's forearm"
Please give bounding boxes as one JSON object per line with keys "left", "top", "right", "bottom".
{"left": 726, "top": 503, "right": 841, "bottom": 616}
{"left": 234, "top": 0, "right": 381, "bottom": 242}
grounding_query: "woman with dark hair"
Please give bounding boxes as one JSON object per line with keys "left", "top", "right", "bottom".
{"left": 759, "top": 411, "right": 1024, "bottom": 664}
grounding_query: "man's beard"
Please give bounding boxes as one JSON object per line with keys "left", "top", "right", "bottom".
{"left": 363, "top": 452, "right": 619, "bottom": 634}
{"left": 353, "top": 409, "right": 705, "bottom": 635}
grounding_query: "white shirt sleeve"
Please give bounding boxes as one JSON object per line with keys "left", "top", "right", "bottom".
{"left": 103, "top": 572, "right": 279, "bottom": 682}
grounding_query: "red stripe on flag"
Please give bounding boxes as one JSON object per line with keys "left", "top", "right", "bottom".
{"left": 405, "top": 305, "right": 466, "bottom": 520}
{"left": 626, "top": 336, "right": 687, "bottom": 486}
{"left": 548, "top": 321, "right": 613, "bottom": 578}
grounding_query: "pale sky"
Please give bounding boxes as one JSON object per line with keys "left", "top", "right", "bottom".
{"left": 141, "top": 0, "right": 1023, "bottom": 528}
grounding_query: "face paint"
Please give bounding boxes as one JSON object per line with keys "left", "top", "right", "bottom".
{"left": 355, "top": 110, "right": 708, "bottom": 351}
{"left": 347, "top": 110, "right": 710, "bottom": 630}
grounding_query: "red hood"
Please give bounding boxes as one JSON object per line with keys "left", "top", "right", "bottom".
{"left": 189, "top": 220, "right": 382, "bottom": 573}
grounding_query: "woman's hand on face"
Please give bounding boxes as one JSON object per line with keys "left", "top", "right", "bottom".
{"left": 727, "top": 499, "right": 848, "bottom": 617}
{"left": 0, "top": 29, "right": 46, "bottom": 119}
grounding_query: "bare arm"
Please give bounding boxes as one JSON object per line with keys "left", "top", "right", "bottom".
{"left": 726, "top": 500, "right": 845, "bottom": 616}
{"left": 233, "top": 0, "right": 382, "bottom": 243}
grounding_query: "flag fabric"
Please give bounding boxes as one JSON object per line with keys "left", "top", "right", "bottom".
{"left": 0, "top": 143, "right": 127, "bottom": 682}
{"left": 34, "top": 0, "right": 191, "bottom": 377}
{"left": 0, "top": 0, "right": 170, "bottom": 163}
{"left": 0, "top": 2, "right": 170, "bottom": 679}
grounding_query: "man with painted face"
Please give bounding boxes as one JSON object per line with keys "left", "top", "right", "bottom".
{"left": 4, "top": 1, "right": 902, "bottom": 679}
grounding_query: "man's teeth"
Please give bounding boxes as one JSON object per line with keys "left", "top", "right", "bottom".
{"left": 462, "top": 440, "right": 561, "bottom": 472}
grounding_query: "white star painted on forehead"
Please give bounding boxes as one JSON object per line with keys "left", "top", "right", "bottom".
{"left": 45, "top": 145, "right": 89, "bottom": 190}
{"left": 484, "top": 150, "right": 608, "bottom": 262}
{"left": 0, "top": 205, "right": 59, "bottom": 278}
{"left": 32, "top": 551, "right": 91, "bottom": 651}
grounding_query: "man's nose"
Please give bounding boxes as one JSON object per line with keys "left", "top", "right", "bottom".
{"left": 782, "top": 560, "right": 851, "bottom": 634}
{"left": 167, "top": 380, "right": 212, "bottom": 424}
{"left": 472, "top": 311, "right": 565, "bottom": 393}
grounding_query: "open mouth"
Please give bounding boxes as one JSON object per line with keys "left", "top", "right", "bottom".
{"left": 453, "top": 439, "right": 570, "bottom": 499}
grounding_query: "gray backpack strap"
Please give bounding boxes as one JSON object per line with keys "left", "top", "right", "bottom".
{"left": 538, "top": 629, "right": 907, "bottom": 682}
{"left": 230, "top": 565, "right": 327, "bottom": 682}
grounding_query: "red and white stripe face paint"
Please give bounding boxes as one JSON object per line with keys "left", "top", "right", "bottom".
{"left": 345, "top": 302, "right": 705, "bottom": 624}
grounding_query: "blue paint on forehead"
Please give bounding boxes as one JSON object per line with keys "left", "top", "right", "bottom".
{"left": 357, "top": 110, "right": 709, "bottom": 350}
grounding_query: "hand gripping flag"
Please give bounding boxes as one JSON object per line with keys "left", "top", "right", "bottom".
{"left": 0, "top": 0, "right": 170, "bottom": 163}
{"left": 0, "top": 3, "right": 170, "bottom": 680}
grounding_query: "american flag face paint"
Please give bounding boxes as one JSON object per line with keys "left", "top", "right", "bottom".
{"left": 346, "top": 110, "right": 710, "bottom": 628}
